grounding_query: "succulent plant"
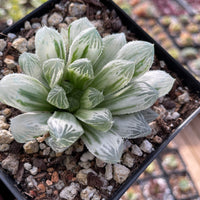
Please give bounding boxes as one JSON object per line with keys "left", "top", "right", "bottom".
{"left": 178, "top": 177, "right": 192, "bottom": 193}
{"left": 162, "top": 154, "right": 178, "bottom": 169}
{"left": 0, "top": 18, "right": 174, "bottom": 163}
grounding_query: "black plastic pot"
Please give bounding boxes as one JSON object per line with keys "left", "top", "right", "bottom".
{"left": 1, "top": 0, "right": 200, "bottom": 200}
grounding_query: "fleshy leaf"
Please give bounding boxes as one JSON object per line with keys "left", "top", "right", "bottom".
{"left": 35, "top": 26, "right": 66, "bottom": 62}
{"left": 141, "top": 108, "right": 159, "bottom": 123}
{"left": 80, "top": 87, "right": 104, "bottom": 109}
{"left": 43, "top": 58, "right": 65, "bottom": 88}
{"left": 60, "top": 81, "right": 74, "bottom": 94}
{"left": 67, "top": 58, "right": 94, "bottom": 89}
{"left": 47, "top": 112, "right": 84, "bottom": 152}
{"left": 47, "top": 85, "right": 69, "bottom": 109}
{"left": 10, "top": 112, "right": 51, "bottom": 143}
{"left": 0, "top": 74, "right": 53, "bottom": 112}
{"left": 60, "top": 28, "right": 68, "bottom": 50}
{"left": 115, "top": 41, "right": 154, "bottom": 79}
{"left": 67, "top": 89, "right": 83, "bottom": 112}
{"left": 68, "top": 17, "right": 94, "bottom": 46}
{"left": 112, "top": 112, "right": 151, "bottom": 139}
{"left": 94, "top": 33, "right": 127, "bottom": 74}
{"left": 100, "top": 82, "right": 158, "bottom": 115}
{"left": 75, "top": 108, "right": 113, "bottom": 132}
{"left": 136, "top": 70, "right": 175, "bottom": 97}
{"left": 81, "top": 125, "right": 124, "bottom": 163}
{"left": 19, "top": 53, "right": 45, "bottom": 83}
{"left": 91, "top": 60, "right": 135, "bottom": 95}
{"left": 68, "top": 27, "right": 103, "bottom": 65}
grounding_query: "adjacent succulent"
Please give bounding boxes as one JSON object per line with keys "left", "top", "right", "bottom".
{"left": 178, "top": 178, "right": 192, "bottom": 193}
{"left": 162, "top": 154, "right": 178, "bottom": 169}
{"left": 0, "top": 17, "right": 174, "bottom": 163}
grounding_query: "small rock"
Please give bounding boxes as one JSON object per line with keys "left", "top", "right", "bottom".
{"left": 64, "top": 156, "right": 77, "bottom": 170}
{"left": 1, "top": 154, "right": 19, "bottom": 175}
{"left": 80, "top": 152, "right": 95, "bottom": 162}
{"left": 65, "top": 16, "right": 77, "bottom": 24}
{"left": 24, "top": 21, "right": 31, "bottom": 30}
{"left": 74, "top": 140, "right": 84, "bottom": 152}
{"left": 96, "top": 158, "right": 106, "bottom": 168}
{"left": 23, "top": 140, "right": 39, "bottom": 154}
{"left": 37, "top": 183, "right": 46, "bottom": 193}
{"left": 4, "top": 57, "right": 17, "bottom": 69}
{"left": 153, "top": 135, "right": 163, "bottom": 144}
{"left": 140, "top": 140, "right": 154, "bottom": 153}
{"left": 26, "top": 175, "right": 37, "bottom": 188}
{"left": 105, "top": 164, "right": 113, "bottom": 181}
{"left": 0, "top": 115, "right": 6, "bottom": 122}
{"left": 58, "top": 23, "right": 68, "bottom": 32}
{"left": 178, "top": 91, "right": 190, "bottom": 104}
{"left": 30, "top": 166, "right": 38, "bottom": 175}
{"left": 122, "top": 153, "right": 134, "bottom": 168}
{"left": 76, "top": 169, "right": 97, "bottom": 185}
{"left": 113, "top": 164, "right": 130, "bottom": 184}
{"left": 0, "top": 39, "right": 7, "bottom": 52}
{"left": 1, "top": 108, "right": 11, "bottom": 118}
{"left": 171, "top": 112, "right": 180, "bottom": 119}
{"left": 0, "top": 121, "right": 10, "bottom": 130}
{"left": 46, "top": 180, "right": 53, "bottom": 186}
{"left": 131, "top": 144, "right": 143, "bottom": 156}
{"left": 0, "top": 52, "right": 3, "bottom": 57}
{"left": 79, "top": 161, "right": 91, "bottom": 169}
{"left": 27, "top": 36, "right": 35, "bottom": 51}
{"left": 24, "top": 162, "right": 32, "bottom": 171}
{"left": 48, "top": 12, "right": 63, "bottom": 26}
{"left": 41, "top": 14, "right": 48, "bottom": 26}
{"left": 43, "top": 147, "right": 51, "bottom": 155}
{"left": 92, "top": 192, "right": 101, "bottom": 200}
{"left": 39, "top": 143, "right": 46, "bottom": 150}
{"left": 60, "top": 182, "right": 80, "bottom": 200}
{"left": 12, "top": 38, "right": 28, "bottom": 53}
{"left": 64, "top": 146, "right": 73, "bottom": 155}
{"left": 149, "top": 121, "right": 160, "bottom": 135}
{"left": 55, "top": 180, "right": 65, "bottom": 190}
{"left": 0, "top": 130, "right": 14, "bottom": 144}
{"left": 0, "top": 144, "right": 10, "bottom": 152}
{"left": 8, "top": 33, "right": 17, "bottom": 40}
{"left": 91, "top": 20, "right": 104, "bottom": 34}
{"left": 32, "top": 23, "right": 41, "bottom": 29}
{"left": 68, "top": 3, "right": 87, "bottom": 17}
{"left": 46, "top": 189, "right": 53, "bottom": 195}
{"left": 80, "top": 186, "right": 96, "bottom": 200}
{"left": 51, "top": 171, "right": 59, "bottom": 183}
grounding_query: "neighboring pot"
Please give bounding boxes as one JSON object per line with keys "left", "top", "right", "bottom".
{"left": 0, "top": 0, "right": 200, "bottom": 199}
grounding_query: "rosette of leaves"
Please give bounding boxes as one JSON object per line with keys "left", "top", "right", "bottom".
{"left": 0, "top": 18, "right": 175, "bottom": 163}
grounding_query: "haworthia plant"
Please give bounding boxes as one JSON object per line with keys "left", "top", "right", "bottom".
{"left": 0, "top": 18, "right": 175, "bottom": 164}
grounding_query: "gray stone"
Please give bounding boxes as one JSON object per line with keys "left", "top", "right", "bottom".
{"left": 149, "top": 121, "right": 160, "bottom": 135}
{"left": 39, "top": 143, "right": 46, "bottom": 150}
{"left": 1, "top": 154, "right": 19, "bottom": 175}
{"left": 41, "top": 14, "right": 48, "bottom": 26}
{"left": 1, "top": 108, "right": 11, "bottom": 118}
{"left": 178, "top": 91, "right": 190, "bottom": 104}
{"left": 96, "top": 158, "right": 106, "bottom": 168}
{"left": 113, "top": 164, "right": 130, "bottom": 184}
{"left": 48, "top": 12, "right": 63, "bottom": 26}
{"left": 4, "top": 57, "right": 17, "bottom": 69}
{"left": 0, "top": 39, "right": 7, "bottom": 52}
{"left": 0, "top": 52, "right": 3, "bottom": 57}
{"left": 24, "top": 162, "right": 32, "bottom": 171}
{"left": 0, "top": 144, "right": 10, "bottom": 152}
{"left": 64, "top": 146, "right": 73, "bottom": 155}
{"left": 68, "top": 3, "right": 86, "bottom": 17}
{"left": 105, "top": 164, "right": 112, "bottom": 181}
{"left": 131, "top": 144, "right": 143, "bottom": 156}
{"left": 32, "top": 23, "right": 41, "bottom": 29}
{"left": 26, "top": 175, "right": 37, "bottom": 188}
{"left": 91, "top": 20, "right": 104, "bottom": 34}
{"left": 24, "top": 21, "right": 31, "bottom": 30}
{"left": 80, "top": 152, "right": 95, "bottom": 162}
{"left": 58, "top": 23, "right": 68, "bottom": 32}
{"left": 0, "top": 130, "right": 14, "bottom": 144}
{"left": 23, "top": 140, "right": 39, "bottom": 154}
{"left": 74, "top": 140, "right": 84, "bottom": 152}
{"left": 43, "top": 147, "right": 51, "bottom": 155}
{"left": 76, "top": 168, "right": 97, "bottom": 185}
{"left": 122, "top": 153, "right": 134, "bottom": 168}
{"left": 0, "top": 115, "right": 6, "bottom": 122}
{"left": 55, "top": 180, "right": 65, "bottom": 190}
{"left": 65, "top": 16, "right": 77, "bottom": 24}
{"left": 46, "top": 189, "right": 53, "bottom": 195}
{"left": 59, "top": 182, "right": 80, "bottom": 200}
{"left": 12, "top": 38, "right": 28, "bottom": 53}
{"left": 91, "top": 192, "right": 101, "bottom": 200}
{"left": 27, "top": 36, "right": 35, "bottom": 51}
{"left": 140, "top": 139, "right": 154, "bottom": 153}
{"left": 79, "top": 161, "right": 91, "bottom": 169}
{"left": 0, "top": 121, "right": 9, "bottom": 130}
{"left": 8, "top": 33, "right": 16, "bottom": 40}
{"left": 171, "top": 112, "right": 180, "bottom": 119}
{"left": 64, "top": 156, "right": 77, "bottom": 170}
{"left": 80, "top": 186, "right": 96, "bottom": 200}
{"left": 30, "top": 166, "right": 38, "bottom": 175}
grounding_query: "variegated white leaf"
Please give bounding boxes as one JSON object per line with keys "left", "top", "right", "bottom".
{"left": 43, "top": 58, "right": 65, "bottom": 88}
{"left": 10, "top": 112, "right": 51, "bottom": 143}
{"left": 75, "top": 108, "right": 113, "bottom": 132}
{"left": 68, "top": 27, "right": 103, "bottom": 65}
{"left": 80, "top": 87, "right": 104, "bottom": 109}
{"left": 100, "top": 82, "right": 158, "bottom": 115}
{"left": 68, "top": 17, "right": 94, "bottom": 46}
{"left": 112, "top": 112, "right": 151, "bottom": 139}
{"left": 47, "top": 112, "right": 84, "bottom": 152}
{"left": 60, "top": 28, "right": 68, "bottom": 51}
{"left": 47, "top": 85, "right": 69, "bottom": 109}
{"left": 91, "top": 60, "right": 135, "bottom": 95}
{"left": 81, "top": 125, "right": 124, "bottom": 163}
{"left": 19, "top": 53, "right": 45, "bottom": 83}
{"left": 136, "top": 70, "right": 175, "bottom": 97}
{"left": 35, "top": 26, "right": 66, "bottom": 62}
{"left": 94, "top": 33, "right": 127, "bottom": 74}
{"left": 67, "top": 58, "right": 94, "bottom": 89}
{"left": 115, "top": 41, "right": 154, "bottom": 79}
{"left": 140, "top": 108, "right": 158, "bottom": 123}
{"left": 0, "top": 74, "right": 53, "bottom": 112}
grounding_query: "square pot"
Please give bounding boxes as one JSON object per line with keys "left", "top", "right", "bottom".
{"left": 0, "top": 0, "right": 200, "bottom": 199}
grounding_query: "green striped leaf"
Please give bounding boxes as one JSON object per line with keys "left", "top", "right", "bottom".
{"left": 67, "top": 58, "right": 94, "bottom": 89}
{"left": 100, "top": 82, "right": 158, "bottom": 115}
{"left": 47, "top": 112, "right": 84, "bottom": 152}
{"left": 43, "top": 58, "right": 65, "bottom": 88}
{"left": 68, "top": 27, "right": 103, "bottom": 65}
{"left": 35, "top": 26, "right": 66, "bottom": 62}
{"left": 76, "top": 108, "right": 113, "bottom": 132}
{"left": 80, "top": 87, "right": 104, "bottom": 109}
{"left": 47, "top": 85, "right": 69, "bottom": 109}
{"left": 81, "top": 125, "right": 124, "bottom": 163}
{"left": 112, "top": 112, "right": 151, "bottom": 139}
{"left": 0, "top": 74, "right": 53, "bottom": 112}
{"left": 94, "top": 33, "right": 127, "bottom": 74}
{"left": 91, "top": 60, "right": 135, "bottom": 95}
{"left": 136, "top": 70, "right": 175, "bottom": 97}
{"left": 141, "top": 108, "right": 158, "bottom": 123}
{"left": 60, "top": 81, "right": 74, "bottom": 94}
{"left": 115, "top": 41, "right": 154, "bottom": 79}
{"left": 10, "top": 112, "right": 51, "bottom": 143}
